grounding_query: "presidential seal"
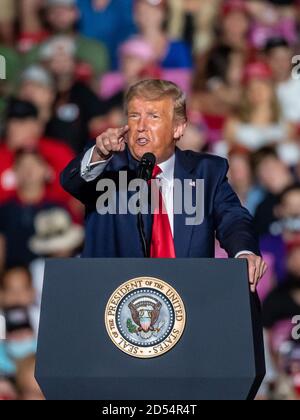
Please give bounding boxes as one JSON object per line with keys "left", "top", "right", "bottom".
{"left": 105, "top": 277, "right": 186, "bottom": 358}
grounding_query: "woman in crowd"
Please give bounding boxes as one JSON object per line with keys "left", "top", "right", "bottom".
{"left": 224, "top": 61, "right": 294, "bottom": 154}
{"left": 134, "top": 0, "right": 192, "bottom": 70}
{"left": 191, "top": 45, "right": 245, "bottom": 148}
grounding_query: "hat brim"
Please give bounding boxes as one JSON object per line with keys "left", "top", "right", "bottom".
{"left": 29, "top": 226, "right": 84, "bottom": 256}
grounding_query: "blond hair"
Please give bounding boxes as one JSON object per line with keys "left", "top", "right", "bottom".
{"left": 238, "top": 86, "right": 281, "bottom": 124}
{"left": 125, "top": 79, "right": 187, "bottom": 123}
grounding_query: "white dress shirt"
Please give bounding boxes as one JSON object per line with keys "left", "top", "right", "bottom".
{"left": 80, "top": 146, "right": 253, "bottom": 257}
{"left": 152, "top": 154, "right": 175, "bottom": 236}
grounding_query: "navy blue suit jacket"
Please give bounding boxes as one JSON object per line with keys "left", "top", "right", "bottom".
{"left": 61, "top": 147, "right": 260, "bottom": 258}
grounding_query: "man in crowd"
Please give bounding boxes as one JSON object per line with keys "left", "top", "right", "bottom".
{"left": 21, "top": 0, "right": 110, "bottom": 78}
{"left": 39, "top": 36, "right": 109, "bottom": 153}
{"left": 0, "top": 150, "right": 63, "bottom": 270}
{"left": 0, "top": 98, "right": 75, "bottom": 202}
{"left": 62, "top": 79, "right": 267, "bottom": 292}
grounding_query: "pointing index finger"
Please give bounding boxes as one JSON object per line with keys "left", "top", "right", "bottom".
{"left": 117, "top": 125, "right": 129, "bottom": 138}
{"left": 117, "top": 125, "right": 129, "bottom": 145}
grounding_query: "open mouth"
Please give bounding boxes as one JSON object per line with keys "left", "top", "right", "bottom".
{"left": 136, "top": 138, "right": 150, "bottom": 146}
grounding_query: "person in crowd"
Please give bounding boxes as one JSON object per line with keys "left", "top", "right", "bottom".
{"left": 17, "top": 0, "right": 49, "bottom": 53}
{"left": 99, "top": 37, "right": 162, "bottom": 129}
{"left": 167, "top": 0, "right": 220, "bottom": 54}
{"left": 264, "top": 37, "right": 300, "bottom": 125}
{"left": 248, "top": 0, "right": 298, "bottom": 49}
{"left": 77, "top": 0, "right": 136, "bottom": 69}
{"left": 195, "top": 45, "right": 245, "bottom": 113}
{"left": 0, "top": 150, "right": 65, "bottom": 270}
{"left": 19, "top": 65, "right": 56, "bottom": 129}
{"left": 0, "top": 273, "right": 37, "bottom": 378}
{"left": 227, "top": 146, "right": 264, "bottom": 215}
{"left": 23, "top": 0, "right": 110, "bottom": 82}
{"left": 263, "top": 244, "right": 300, "bottom": 333}
{"left": 39, "top": 35, "right": 109, "bottom": 153}
{"left": 19, "top": 63, "right": 104, "bottom": 163}
{"left": 274, "top": 185, "right": 300, "bottom": 245}
{"left": 134, "top": 0, "right": 192, "bottom": 70}
{"left": 259, "top": 184, "right": 300, "bottom": 283}
{"left": 176, "top": 122, "right": 205, "bottom": 154}
{"left": 251, "top": 147, "right": 294, "bottom": 237}
{"left": 224, "top": 61, "right": 294, "bottom": 154}
{"left": 191, "top": 45, "right": 245, "bottom": 148}
{"left": 99, "top": 34, "right": 192, "bottom": 117}
{"left": 217, "top": 0, "right": 252, "bottom": 54}
{"left": 0, "top": 0, "right": 17, "bottom": 46}
{"left": 0, "top": 267, "right": 37, "bottom": 335}
{"left": 0, "top": 99, "right": 77, "bottom": 216}
{"left": 262, "top": 242, "right": 300, "bottom": 400}
{"left": 0, "top": 376, "right": 18, "bottom": 400}
{"left": 28, "top": 207, "right": 84, "bottom": 308}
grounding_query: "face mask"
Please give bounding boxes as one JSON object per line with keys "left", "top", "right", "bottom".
{"left": 6, "top": 338, "right": 37, "bottom": 360}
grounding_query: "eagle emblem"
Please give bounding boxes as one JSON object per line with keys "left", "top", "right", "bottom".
{"left": 127, "top": 296, "right": 165, "bottom": 340}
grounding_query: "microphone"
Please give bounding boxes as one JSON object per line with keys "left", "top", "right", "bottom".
{"left": 137, "top": 153, "right": 156, "bottom": 258}
{"left": 137, "top": 153, "right": 156, "bottom": 182}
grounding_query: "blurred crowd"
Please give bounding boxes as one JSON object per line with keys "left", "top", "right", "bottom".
{"left": 0, "top": 0, "right": 300, "bottom": 400}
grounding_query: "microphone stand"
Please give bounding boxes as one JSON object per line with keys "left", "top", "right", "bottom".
{"left": 137, "top": 198, "right": 148, "bottom": 258}
{"left": 137, "top": 154, "right": 156, "bottom": 258}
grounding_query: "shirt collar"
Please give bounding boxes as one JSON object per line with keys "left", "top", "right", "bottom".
{"left": 157, "top": 153, "right": 175, "bottom": 182}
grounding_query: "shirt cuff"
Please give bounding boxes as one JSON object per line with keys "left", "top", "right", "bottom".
{"left": 80, "top": 146, "right": 112, "bottom": 182}
{"left": 235, "top": 251, "right": 255, "bottom": 258}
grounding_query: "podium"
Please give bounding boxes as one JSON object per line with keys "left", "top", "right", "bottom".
{"left": 35, "top": 258, "right": 265, "bottom": 400}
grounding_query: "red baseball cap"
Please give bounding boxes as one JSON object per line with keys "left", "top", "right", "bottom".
{"left": 243, "top": 61, "right": 273, "bottom": 84}
{"left": 222, "top": 0, "right": 248, "bottom": 17}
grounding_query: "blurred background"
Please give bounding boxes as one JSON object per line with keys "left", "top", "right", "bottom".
{"left": 0, "top": 0, "right": 300, "bottom": 400}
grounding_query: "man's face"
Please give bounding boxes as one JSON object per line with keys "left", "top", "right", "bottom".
{"left": 46, "top": 6, "right": 78, "bottom": 32}
{"left": 47, "top": 52, "right": 75, "bottom": 78}
{"left": 20, "top": 82, "right": 55, "bottom": 109}
{"left": 278, "top": 190, "right": 300, "bottom": 242}
{"left": 281, "top": 190, "right": 300, "bottom": 219}
{"left": 228, "top": 154, "right": 252, "bottom": 187}
{"left": 256, "top": 155, "right": 294, "bottom": 196}
{"left": 267, "top": 47, "right": 292, "bottom": 82}
{"left": 6, "top": 119, "right": 43, "bottom": 151}
{"left": 127, "top": 96, "right": 186, "bottom": 163}
{"left": 1, "top": 269, "right": 34, "bottom": 308}
{"left": 15, "top": 154, "right": 48, "bottom": 190}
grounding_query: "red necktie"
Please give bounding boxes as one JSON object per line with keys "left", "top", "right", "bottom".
{"left": 150, "top": 165, "right": 176, "bottom": 258}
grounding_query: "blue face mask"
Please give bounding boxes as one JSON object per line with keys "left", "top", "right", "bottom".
{"left": 6, "top": 338, "right": 37, "bottom": 360}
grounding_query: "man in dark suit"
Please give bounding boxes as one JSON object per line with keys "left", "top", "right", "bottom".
{"left": 61, "top": 79, "right": 267, "bottom": 292}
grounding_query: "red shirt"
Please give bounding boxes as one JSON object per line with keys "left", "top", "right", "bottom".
{"left": 0, "top": 137, "right": 75, "bottom": 208}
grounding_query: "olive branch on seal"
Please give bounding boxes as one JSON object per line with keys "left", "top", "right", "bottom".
{"left": 127, "top": 319, "right": 138, "bottom": 334}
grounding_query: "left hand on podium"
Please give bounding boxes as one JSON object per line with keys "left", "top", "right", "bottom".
{"left": 237, "top": 254, "right": 268, "bottom": 293}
